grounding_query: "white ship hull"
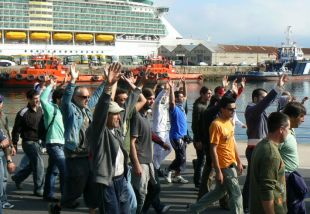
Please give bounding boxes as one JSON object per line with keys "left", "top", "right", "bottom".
{"left": 0, "top": 39, "right": 161, "bottom": 56}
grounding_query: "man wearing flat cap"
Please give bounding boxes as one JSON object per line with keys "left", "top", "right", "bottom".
{"left": 87, "top": 63, "right": 131, "bottom": 214}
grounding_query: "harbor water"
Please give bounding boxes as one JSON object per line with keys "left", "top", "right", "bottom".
{"left": 1, "top": 80, "right": 310, "bottom": 143}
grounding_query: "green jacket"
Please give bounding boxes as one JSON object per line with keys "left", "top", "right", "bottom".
{"left": 250, "top": 138, "right": 287, "bottom": 214}
{"left": 40, "top": 85, "right": 65, "bottom": 144}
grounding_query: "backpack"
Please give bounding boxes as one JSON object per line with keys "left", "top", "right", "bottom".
{"left": 39, "top": 107, "right": 57, "bottom": 142}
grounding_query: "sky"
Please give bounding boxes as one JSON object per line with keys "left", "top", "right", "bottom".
{"left": 154, "top": 0, "right": 310, "bottom": 47}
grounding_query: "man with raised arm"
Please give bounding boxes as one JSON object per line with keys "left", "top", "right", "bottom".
{"left": 86, "top": 62, "right": 132, "bottom": 213}
{"left": 242, "top": 74, "right": 287, "bottom": 212}
{"left": 52, "top": 64, "right": 106, "bottom": 213}
{"left": 165, "top": 79, "right": 189, "bottom": 184}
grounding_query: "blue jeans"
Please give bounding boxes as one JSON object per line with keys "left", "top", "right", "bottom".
{"left": 13, "top": 141, "right": 45, "bottom": 194}
{"left": 99, "top": 175, "right": 129, "bottom": 214}
{"left": 0, "top": 151, "right": 7, "bottom": 204}
{"left": 127, "top": 166, "right": 137, "bottom": 214}
{"left": 43, "top": 144, "right": 65, "bottom": 198}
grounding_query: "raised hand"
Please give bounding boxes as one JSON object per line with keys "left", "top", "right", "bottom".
{"left": 107, "top": 62, "right": 122, "bottom": 85}
{"left": 222, "top": 75, "right": 230, "bottom": 88}
{"left": 277, "top": 74, "right": 288, "bottom": 88}
{"left": 70, "top": 63, "right": 79, "bottom": 83}
{"left": 240, "top": 77, "right": 246, "bottom": 88}
{"left": 231, "top": 78, "right": 238, "bottom": 95}
{"left": 167, "top": 79, "right": 174, "bottom": 88}
{"left": 181, "top": 76, "right": 185, "bottom": 83}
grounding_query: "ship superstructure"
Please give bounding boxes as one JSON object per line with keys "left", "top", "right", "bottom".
{"left": 0, "top": 0, "right": 177, "bottom": 56}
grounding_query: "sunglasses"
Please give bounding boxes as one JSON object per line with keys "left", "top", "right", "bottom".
{"left": 78, "top": 95, "right": 90, "bottom": 100}
{"left": 226, "top": 107, "right": 236, "bottom": 112}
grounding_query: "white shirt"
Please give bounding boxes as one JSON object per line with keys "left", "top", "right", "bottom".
{"left": 152, "top": 89, "right": 169, "bottom": 133}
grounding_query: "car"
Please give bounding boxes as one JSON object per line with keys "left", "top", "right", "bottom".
{"left": 239, "top": 62, "right": 248, "bottom": 66}
{"left": 0, "top": 60, "right": 16, "bottom": 67}
{"left": 199, "top": 62, "right": 208, "bottom": 66}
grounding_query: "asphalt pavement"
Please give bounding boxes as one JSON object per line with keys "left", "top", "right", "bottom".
{"left": 3, "top": 149, "right": 310, "bottom": 214}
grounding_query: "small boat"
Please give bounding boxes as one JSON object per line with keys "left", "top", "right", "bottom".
{"left": 0, "top": 55, "right": 104, "bottom": 87}
{"left": 229, "top": 26, "right": 310, "bottom": 81}
{"left": 230, "top": 61, "right": 310, "bottom": 81}
{"left": 130, "top": 56, "right": 203, "bottom": 82}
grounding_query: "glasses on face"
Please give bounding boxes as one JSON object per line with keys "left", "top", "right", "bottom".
{"left": 226, "top": 107, "right": 236, "bottom": 112}
{"left": 78, "top": 95, "right": 90, "bottom": 100}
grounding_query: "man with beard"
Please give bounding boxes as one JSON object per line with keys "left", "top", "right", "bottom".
{"left": 250, "top": 112, "right": 290, "bottom": 214}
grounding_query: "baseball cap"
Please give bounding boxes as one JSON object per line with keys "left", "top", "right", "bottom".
{"left": 108, "top": 101, "right": 124, "bottom": 113}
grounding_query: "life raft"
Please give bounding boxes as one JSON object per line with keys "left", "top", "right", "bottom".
{"left": 26, "top": 74, "right": 35, "bottom": 81}
{"left": 37, "top": 75, "right": 45, "bottom": 82}
{"left": 15, "top": 74, "right": 24, "bottom": 81}
{"left": 91, "top": 75, "right": 99, "bottom": 81}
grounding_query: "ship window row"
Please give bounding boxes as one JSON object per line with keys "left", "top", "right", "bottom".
{"left": 53, "top": 7, "right": 153, "bottom": 18}
{"left": 53, "top": 13, "right": 161, "bottom": 24}
{"left": 53, "top": 24, "right": 165, "bottom": 35}
{"left": 0, "top": 3, "right": 28, "bottom": 9}
{"left": 29, "top": 17, "right": 53, "bottom": 21}
{"left": 54, "top": 19, "right": 164, "bottom": 29}
{"left": 29, "top": 24, "right": 53, "bottom": 27}
{"left": 53, "top": 2, "right": 130, "bottom": 11}
{"left": 29, "top": 11, "right": 53, "bottom": 15}
{"left": 29, "top": 5, "right": 53, "bottom": 9}
{"left": 0, "top": 11, "right": 28, "bottom": 16}
{"left": 1, "top": 0, "right": 28, "bottom": 2}
{"left": 0, "top": 17, "right": 28, "bottom": 22}
{"left": 2, "top": 23, "right": 28, "bottom": 28}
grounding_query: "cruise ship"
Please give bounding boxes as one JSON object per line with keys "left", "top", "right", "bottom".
{"left": 0, "top": 0, "right": 180, "bottom": 57}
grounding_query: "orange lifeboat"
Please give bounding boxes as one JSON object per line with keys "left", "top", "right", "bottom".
{"left": 76, "top": 34, "right": 93, "bottom": 42}
{"left": 30, "top": 32, "right": 50, "bottom": 41}
{"left": 96, "top": 34, "right": 114, "bottom": 42}
{"left": 131, "top": 57, "right": 203, "bottom": 82}
{"left": 0, "top": 55, "right": 106, "bottom": 88}
{"left": 53, "top": 33, "right": 72, "bottom": 41}
{"left": 6, "top": 32, "right": 27, "bottom": 40}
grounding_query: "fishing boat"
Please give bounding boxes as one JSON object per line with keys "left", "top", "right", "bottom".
{"left": 0, "top": 55, "right": 104, "bottom": 87}
{"left": 130, "top": 56, "right": 203, "bottom": 82}
{"left": 229, "top": 26, "right": 310, "bottom": 81}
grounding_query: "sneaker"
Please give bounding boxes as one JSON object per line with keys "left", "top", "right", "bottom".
{"left": 172, "top": 175, "right": 189, "bottom": 184}
{"left": 165, "top": 171, "right": 172, "bottom": 183}
{"left": 11, "top": 175, "right": 22, "bottom": 190}
{"left": 2, "top": 202, "right": 14, "bottom": 209}
{"left": 48, "top": 203, "right": 61, "bottom": 214}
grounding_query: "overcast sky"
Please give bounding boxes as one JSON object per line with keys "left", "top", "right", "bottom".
{"left": 154, "top": 0, "right": 310, "bottom": 47}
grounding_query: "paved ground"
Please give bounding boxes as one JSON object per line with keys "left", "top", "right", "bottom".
{"left": 3, "top": 143, "right": 310, "bottom": 213}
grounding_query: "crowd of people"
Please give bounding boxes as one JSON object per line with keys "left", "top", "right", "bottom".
{"left": 0, "top": 62, "right": 308, "bottom": 214}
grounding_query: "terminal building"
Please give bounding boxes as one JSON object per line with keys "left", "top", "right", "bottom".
{"left": 158, "top": 43, "right": 279, "bottom": 66}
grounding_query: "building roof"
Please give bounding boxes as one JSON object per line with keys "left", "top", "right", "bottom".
{"left": 182, "top": 45, "right": 197, "bottom": 52}
{"left": 302, "top": 48, "right": 310, "bottom": 55}
{"left": 160, "top": 45, "right": 176, "bottom": 52}
{"left": 217, "top": 44, "right": 278, "bottom": 54}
